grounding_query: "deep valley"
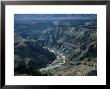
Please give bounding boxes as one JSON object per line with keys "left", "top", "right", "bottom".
{"left": 14, "top": 14, "right": 97, "bottom": 76}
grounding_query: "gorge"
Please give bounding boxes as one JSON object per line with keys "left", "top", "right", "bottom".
{"left": 14, "top": 14, "right": 97, "bottom": 76}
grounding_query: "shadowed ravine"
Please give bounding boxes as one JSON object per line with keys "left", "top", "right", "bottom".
{"left": 14, "top": 41, "right": 58, "bottom": 75}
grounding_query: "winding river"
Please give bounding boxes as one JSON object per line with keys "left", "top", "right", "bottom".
{"left": 39, "top": 47, "right": 66, "bottom": 71}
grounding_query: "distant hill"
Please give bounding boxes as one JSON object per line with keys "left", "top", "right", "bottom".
{"left": 15, "top": 14, "right": 97, "bottom": 21}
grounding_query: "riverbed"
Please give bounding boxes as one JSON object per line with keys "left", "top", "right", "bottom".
{"left": 39, "top": 47, "right": 66, "bottom": 71}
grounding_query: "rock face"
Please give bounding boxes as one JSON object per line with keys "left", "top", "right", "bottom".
{"left": 14, "top": 14, "right": 97, "bottom": 76}
{"left": 14, "top": 40, "right": 56, "bottom": 75}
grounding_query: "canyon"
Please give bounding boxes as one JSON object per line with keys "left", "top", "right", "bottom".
{"left": 14, "top": 14, "right": 97, "bottom": 76}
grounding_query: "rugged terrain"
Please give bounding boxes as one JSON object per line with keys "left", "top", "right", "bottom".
{"left": 14, "top": 14, "right": 97, "bottom": 76}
